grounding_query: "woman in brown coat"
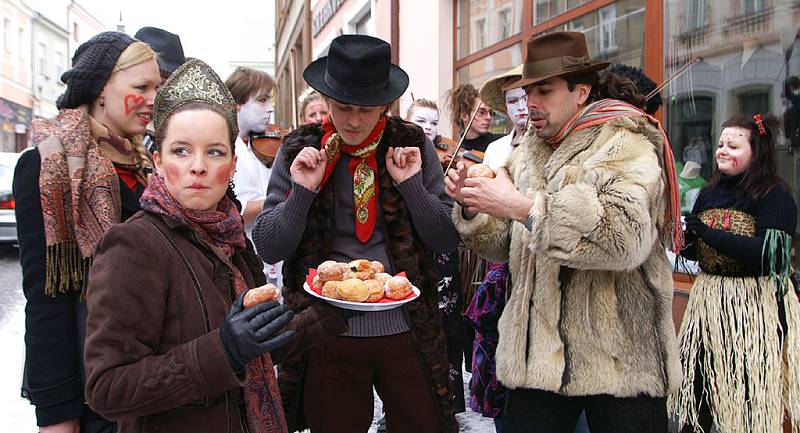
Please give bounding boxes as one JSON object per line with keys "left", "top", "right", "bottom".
{"left": 83, "top": 59, "right": 347, "bottom": 433}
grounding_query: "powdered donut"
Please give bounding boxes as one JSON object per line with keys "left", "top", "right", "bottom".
{"left": 337, "top": 278, "right": 370, "bottom": 302}
{"left": 318, "top": 260, "right": 346, "bottom": 282}
{"left": 467, "top": 163, "right": 495, "bottom": 179}
{"left": 384, "top": 276, "right": 413, "bottom": 300}
{"left": 243, "top": 284, "right": 281, "bottom": 308}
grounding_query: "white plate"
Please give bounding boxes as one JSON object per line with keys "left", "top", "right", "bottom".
{"left": 303, "top": 282, "right": 420, "bottom": 312}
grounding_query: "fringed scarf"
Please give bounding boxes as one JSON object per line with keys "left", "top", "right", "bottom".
{"left": 546, "top": 99, "right": 684, "bottom": 253}
{"left": 140, "top": 174, "right": 287, "bottom": 433}
{"left": 33, "top": 106, "right": 150, "bottom": 296}
{"left": 319, "top": 114, "right": 387, "bottom": 243}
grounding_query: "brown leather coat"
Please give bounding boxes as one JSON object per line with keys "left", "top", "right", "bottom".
{"left": 84, "top": 211, "right": 346, "bottom": 433}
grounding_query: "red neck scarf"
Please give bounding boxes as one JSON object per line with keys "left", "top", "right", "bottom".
{"left": 547, "top": 99, "right": 684, "bottom": 254}
{"left": 320, "top": 114, "right": 387, "bottom": 243}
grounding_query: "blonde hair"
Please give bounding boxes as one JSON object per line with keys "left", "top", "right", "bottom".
{"left": 115, "top": 42, "right": 157, "bottom": 71}
{"left": 405, "top": 98, "right": 439, "bottom": 120}
{"left": 113, "top": 41, "right": 157, "bottom": 172}
{"left": 299, "top": 88, "right": 324, "bottom": 122}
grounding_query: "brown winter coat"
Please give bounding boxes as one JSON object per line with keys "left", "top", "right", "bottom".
{"left": 83, "top": 211, "right": 347, "bottom": 433}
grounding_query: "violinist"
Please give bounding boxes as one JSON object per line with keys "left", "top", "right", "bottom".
{"left": 225, "top": 67, "right": 283, "bottom": 286}
{"left": 225, "top": 66, "right": 276, "bottom": 227}
{"left": 445, "top": 84, "right": 503, "bottom": 153}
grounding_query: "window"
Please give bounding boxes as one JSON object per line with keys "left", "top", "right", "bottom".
{"left": 457, "top": 0, "right": 522, "bottom": 59}
{"left": 737, "top": 88, "right": 770, "bottom": 117}
{"left": 743, "top": 0, "right": 763, "bottom": 15}
{"left": 18, "top": 27, "right": 23, "bottom": 59}
{"left": 39, "top": 43, "right": 47, "bottom": 77}
{"left": 456, "top": 42, "right": 522, "bottom": 87}
{"left": 535, "top": 0, "right": 591, "bottom": 25}
{"left": 497, "top": 7, "right": 512, "bottom": 39}
{"left": 354, "top": 10, "right": 371, "bottom": 35}
{"left": 3, "top": 19, "right": 9, "bottom": 52}
{"left": 686, "top": 0, "right": 707, "bottom": 30}
{"left": 597, "top": 5, "right": 617, "bottom": 54}
{"left": 55, "top": 51, "right": 63, "bottom": 79}
{"left": 550, "top": 0, "right": 644, "bottom": 65}
{"left": 73, "top": 22, "right": 79, "bottom": 42}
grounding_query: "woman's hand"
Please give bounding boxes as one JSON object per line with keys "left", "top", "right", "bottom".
{"left": 290, "top": 147, "right": 327, "bottom": 191}
{"left": 386, "top": 147, "right": 422, "bottom": 184}
{"left": 39, "top": 419, "right": 80, "bottom": 433}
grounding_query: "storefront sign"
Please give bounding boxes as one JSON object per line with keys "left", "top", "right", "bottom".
{"left": 312, "top": 0, "right": 345, "bottom": 37}
{"left": 0, "top": 98, "right": 32, "bottom": 135}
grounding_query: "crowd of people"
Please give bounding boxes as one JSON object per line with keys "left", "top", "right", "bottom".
{"left": 12, "top": 25, "right": 800, "bottom": 433}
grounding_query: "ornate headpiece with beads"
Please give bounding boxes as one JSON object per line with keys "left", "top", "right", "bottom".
{"left": 153, "top": 58, "right": 239, "bottom": 142}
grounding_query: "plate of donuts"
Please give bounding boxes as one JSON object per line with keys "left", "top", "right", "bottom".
{"left": 303, "top": 259, "right": 420, "bottom": 312}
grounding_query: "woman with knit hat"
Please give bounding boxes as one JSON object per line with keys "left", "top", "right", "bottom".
{"left": 13, "top": 31, "right": 159, "bottom": 433}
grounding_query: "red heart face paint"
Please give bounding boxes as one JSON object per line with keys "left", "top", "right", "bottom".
{"left": 124, "top": 94, "right": 146, "bottom": 116}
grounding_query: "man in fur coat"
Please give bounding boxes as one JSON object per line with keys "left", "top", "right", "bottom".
{"left": 252, "top": 35, "right": 460, "bottom": 433}
{"left": 446, "top": 31, "right": 682, "bottom": 433}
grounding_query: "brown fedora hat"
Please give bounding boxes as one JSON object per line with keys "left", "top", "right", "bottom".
{"left": 502, "top": 31, "right": 610, "bottom": 91}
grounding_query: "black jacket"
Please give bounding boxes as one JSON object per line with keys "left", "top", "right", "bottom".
{"left": 14, "top": 148, "right": 141, "bottom": 427}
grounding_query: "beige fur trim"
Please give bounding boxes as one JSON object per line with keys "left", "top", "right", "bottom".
{"left": 451, "top": 202, "right": 512, "bottom": 263}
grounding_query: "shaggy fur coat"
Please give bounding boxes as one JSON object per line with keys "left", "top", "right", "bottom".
{"left": 454, "top": 115, "right": 681, "bottom": 398}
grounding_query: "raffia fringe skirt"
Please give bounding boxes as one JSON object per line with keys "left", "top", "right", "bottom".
{"left": 670, "top": 273, "right": 800, "bottom": 433}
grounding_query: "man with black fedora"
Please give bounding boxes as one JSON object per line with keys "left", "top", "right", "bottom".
{"left": 447, "top": 31, "right": 682, "bottom": 433}
{"left": 134, "top": 26, "right": 186, "bottom": 78}
{"left": 252, "top": 34, "right": 459, "bottom": 433}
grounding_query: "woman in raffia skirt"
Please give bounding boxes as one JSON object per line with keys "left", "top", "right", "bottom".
{"left": 673, "top": 113, "right": 800, "bottom": 433}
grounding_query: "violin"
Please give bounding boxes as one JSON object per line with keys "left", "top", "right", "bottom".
{"left": 249, "top": 124, "right": 290, "bottom": 168}
{"left": 434, "top": 135, "right": 484, "bottom": 170}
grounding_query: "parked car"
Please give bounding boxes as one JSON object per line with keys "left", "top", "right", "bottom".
{"left": 0, "top": 151, "right": 22, "bottom": 244}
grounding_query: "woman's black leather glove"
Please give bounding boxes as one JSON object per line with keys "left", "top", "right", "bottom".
{"left": 220, "top": 292, "right": 295, "bottom": 371}
{"left": 684, "top": 214, "right": 709, "bottom": 239}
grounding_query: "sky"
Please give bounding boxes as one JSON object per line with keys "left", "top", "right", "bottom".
{"left": 25, "top": 0, "right": 275, "bottom": 79}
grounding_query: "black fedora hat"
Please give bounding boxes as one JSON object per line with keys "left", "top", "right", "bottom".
{"left": 303, "top": 35, "right": 408, "bottom": 106}
{"left": 134, "top": 26, "right": 186, "bottom": 75}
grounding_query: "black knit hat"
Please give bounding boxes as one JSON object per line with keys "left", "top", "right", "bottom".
{"left": 57, "top": 31, "right": 137, "bottom": 109}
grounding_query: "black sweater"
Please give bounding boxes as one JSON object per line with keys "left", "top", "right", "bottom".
{"left": 681, "top": 173, "right": 797, "bottom": 275}
{"left": 14, "top": 148, "right": 142, "bottom": 426}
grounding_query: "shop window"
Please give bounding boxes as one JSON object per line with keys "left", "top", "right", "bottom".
{"left": 3, "top": 19, "right": 9, "bottom": 52}
{"left": 664, "top": 0, "right": 800, "bottom": 224}
{"left": 546, "top": 0, "right": 645, "bottom": 67}
{"left": 534, "top": 0, "right": 591, "bottom": 25}
{"left": 457, "top": 0, "right": 522, "bottom": 59}
{"left": 456, "top": 43, "right": 522, "bottom": 87}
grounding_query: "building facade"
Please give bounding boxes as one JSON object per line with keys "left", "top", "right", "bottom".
{"left": 0, "top": 0, "right": 33, "bottom": 152}
{"left": 66, "top": 0, "right": 106, "bottom": 61}
{"left": 31, "top": 11, "right": 68, "bottom": 121}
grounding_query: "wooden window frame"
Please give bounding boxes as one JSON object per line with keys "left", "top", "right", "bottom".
{"left": 454, "top": 0, "right": 665, "bottom": 122}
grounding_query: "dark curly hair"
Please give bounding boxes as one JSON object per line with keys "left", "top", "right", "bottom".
{"left": 604, "top": 64, "right": 661, "bottom": 115}
{"left": 445, "top": 84, "right": 478, "bottom": 134}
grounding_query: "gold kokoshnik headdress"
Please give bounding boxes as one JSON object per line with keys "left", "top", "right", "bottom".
{"left": 153, "top": 58, "right": 239, "bottom": 142}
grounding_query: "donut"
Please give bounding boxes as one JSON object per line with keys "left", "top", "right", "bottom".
{"left": 467, "top": 163, "right": 495, "bottom": 179}
{"left": 345, "top": 269, "right": 375, "bottom": 280}
{"left": 337, "top": 278, "right": 370, "bottom": 302}
{"left": 243, "top": 284, "right": 281, "bottom": 308}
{"left": 311, "top": 275, "right": 324, "bottom": 290}
{"left": 348, "top": 259, "right": 373, "bottom": 272}
{"left": 384, "top": 276, "right": 413, "bottom": 300}
{"left": 321, "top": 280, "right": 342, "bottom": 300}
{"left": 373, "top": 272, "right": 392, "bottom": 284}
{"left": 318, "top": 260, "right": 346, "bottom": 282}
{"left": 364, "top": 279, "right": 385, "bottom": 303}
{"left": 370, "top": 260, "right": 385, "bottom": 273}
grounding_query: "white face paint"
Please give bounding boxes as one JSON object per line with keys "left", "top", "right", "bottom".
{"left": 409, "top": 107, "right": 439, "bottom": 142}
{"left": 237, "top": 92, "right": 273, "bottom": 136}
{"left": 504, "top": 87, "right": 528, "bottom": 131}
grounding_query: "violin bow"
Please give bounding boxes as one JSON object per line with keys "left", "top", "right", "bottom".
{"left": 445, "top": 102, "right": 484, "bottom": 172}
{"left": 646, "top": 57, "right": 700, "bottom": 101}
